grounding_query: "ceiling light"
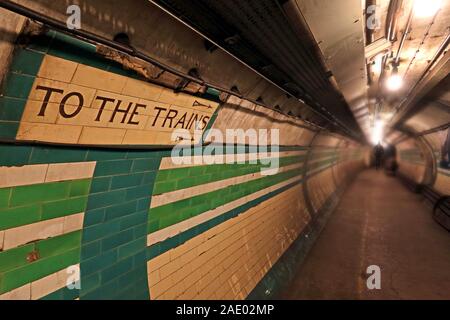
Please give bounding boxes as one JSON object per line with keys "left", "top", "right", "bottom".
{"left": 414, "top": 0, "right": 442, "bottom": 18}
{"left": 371, "top": 119, "right": 385, "bottom": 145}
{"left": 385, "top": 67, "right": 403, "bottom": 91}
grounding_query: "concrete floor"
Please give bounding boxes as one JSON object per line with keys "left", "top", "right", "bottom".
{"left": 282, "top": 169, "right": 450, "bottom": 300}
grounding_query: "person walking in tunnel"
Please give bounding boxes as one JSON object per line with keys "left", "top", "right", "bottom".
{"left": 374, "top": 143, "right": 384, "bottom": 170}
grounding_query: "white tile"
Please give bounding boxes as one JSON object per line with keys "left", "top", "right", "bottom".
{"left": 0, "top": 284, "right": 31, "bottom": 300}
{"left": 45, "top": 162, "right": 96, "bottom": 182}
{"left": 0, "top": 164, "right": 49, "bottom": 188}
{"left": 63, "top": 213, "right": 85, "bottom": 233}
{"left": 3, "top": 218, "right": 64, "bottom": 250}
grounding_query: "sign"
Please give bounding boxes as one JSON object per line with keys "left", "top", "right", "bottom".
{"left": 16, "top": 55, "right": 219, "bottom": 145}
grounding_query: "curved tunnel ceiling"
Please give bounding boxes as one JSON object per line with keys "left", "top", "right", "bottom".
{"left": 151, "top": 0, "right": 365, "bottom": 141}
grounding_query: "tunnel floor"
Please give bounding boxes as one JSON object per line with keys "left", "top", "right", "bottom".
{"left": 282, "top": 169, "right": 450, "bottom": 300}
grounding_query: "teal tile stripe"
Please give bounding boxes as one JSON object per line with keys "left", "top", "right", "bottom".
{"left": 146, "top": 158, "right": 340, "bottom": 261}
{"left": 0, "top": 47, "right": 44, "bottom": 139}
{"left": 0, "top": 144, "right": 163, "bottom": 300}
{"left": 153, "top": 155, "right": 303, "bottom": 195}
{"left": 147, "top": 178, "right": 304, "bottom": 261}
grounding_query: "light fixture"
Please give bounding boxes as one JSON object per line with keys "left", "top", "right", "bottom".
{"left": 371, "top": 119, "right": 385, "bottom": 145}
{"left": 385, "top": 67, "right": 403, "bottom": 91}
{"left": 414, "top": 0, "right": 442, "bottom": 18}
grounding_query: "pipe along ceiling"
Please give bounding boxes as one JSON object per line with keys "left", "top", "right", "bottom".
{"left": 151, "top": 0, "right": 449, "bottom": 145}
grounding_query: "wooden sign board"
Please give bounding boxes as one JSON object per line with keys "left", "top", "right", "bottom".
{"left": 16, "top": 55, "right": 219, "bottom": 146}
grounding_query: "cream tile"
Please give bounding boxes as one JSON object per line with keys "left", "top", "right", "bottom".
{"left": 28, "top": 78, "right": 69, "bottom": 102}
{"left": 20, "top": 100, "right": 59, "bottom": 124}
{"left": 16, "top": 122, "right": 83, "bottom": 144}
{"left": 45, "top": 162, "right": 96, "bottom": 182}
{"left": 122, "top": 129, "right": 157, "bottom": 145}
{"left": 107, "top": 113, "right": 149, "bottom": 130}
{"left": 38, "top": 55, "right": 78, "bottom": 83}
{"left": 77, "top": 127, "right": 126, "bottom": 145}
{"left": 3, "top": 217, "right": 65, "bottom": 250}
{"left": 122, "top": 78, "right": 163, "bottom": 101}
{"left": 31, "top": 272, "right": 60, "bottom": 300}
{"left": 158, "top": 88, "right": 190, "bottom": 107}
{"left": 0, "top": 230, "right": 4, "bottom": 251}
{"left": 0, "top": 284, "right": 31, "bottom": 300}
{"left": 71, "top": 64, "right": 127, "bottom": 93}
{"left": 63, "top": 213, "right": 85, "bottom": 233}
{"left": 0, "top": 164, "right": 48, "bottom": 188}
{"left": 55, "top": 106, "right": 107, "bottom": 128}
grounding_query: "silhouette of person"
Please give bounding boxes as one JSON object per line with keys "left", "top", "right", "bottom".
{"left": 374, "top": 143, "right": 384, "bottom": 170}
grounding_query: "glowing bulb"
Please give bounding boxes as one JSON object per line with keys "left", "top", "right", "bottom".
{"left": 371, "top": 120, "right": 385, "bottom": 145}
{"left": 386, "top": 74, "right": 403, "bottom": 91}
{"left": 414, "top": 0, "right": 442, "bottom": 18}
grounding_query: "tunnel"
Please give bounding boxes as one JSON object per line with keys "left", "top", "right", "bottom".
{"left": 0, "top": 0, "right": 449, "bottom": 302}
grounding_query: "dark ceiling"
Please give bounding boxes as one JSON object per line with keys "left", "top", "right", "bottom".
{"left": 154, "top": 0, "right": 364, "bottom": 140}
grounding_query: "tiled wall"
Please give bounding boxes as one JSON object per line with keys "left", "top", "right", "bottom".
{"left": 422, "top": 130, "right": 450, "bottom": 196}
{"left": 0, "top": 145, "right": 160, "bottom": 300}
{"left": 0, "top": 28, "right": 366, "bottom": 299}
{"left": 396, "top": 131, "right": 450, "bottom": 196}
{"left": 397, "top": 139, "right": 427, "bottom": 184}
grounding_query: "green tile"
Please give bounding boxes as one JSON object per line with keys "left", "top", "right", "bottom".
{"left": 142, "top": 171, "right": 157, "bottom": 185}
{"left": 101, "top": 229, "right": 134, "bottom": 251}
{"left": 104, "top": 200, "right": 137, "bottom": 221}
{"left": 147, "top": 217, "right": 159, "bottom": 234}
{"left": 61, "top": 286, "right": 80, "bottom": 300}
{"left": 42, "top": 196, "right": 87, "bottom": 220}
{"left": 0, "top": 97, "right": 26, "bottom": 121}
{"left": 0, "top": 244, "right": 34, "bottom": 273}
{"left": 125, "top": 184, "right": 152, "bottom": 201}
{"left": 82, "top": 219, "right": 121, "bottom": 243}
{"left": 90, "top": 177, "right": 111, "bottom": 193}
{"left": 100, "top": 257, "right": 133, "bottom": 284}
{"left": 29, "top": 147, "right": 87, "bottom": 164}
{"left": 36, "top": 231, "right": 82, "bottom": 259}
{"left": 83, "top": 208, "right": 105, "bottom": 226}
{"left": 2, "top": 72, "right": 35, "bottom": 99}
{"left": 10, "top": 49, "right": 44, "bottom": 76}
{"left": 153, "top": 181, "right": 176, "bottom": 195}
{"left": 81, "top": 249, "right": 118, "bottom": 276}
{"left": 110, "top": 173, "right": 144, "bottom": 190}
{"left": 40, "top": 288, "right": 64, "bottom": 300}
{"left": 81, "top": 241, "right": 101, "bottom": 260}
{"left": 86, "top": 149, "right": 126, "bottom": 161}
{"left": 10, "top": 181, "right": 71, "bottom": 207}
{"left": 148, "top": 167, "right": 303, "bottom": 231}
{"left": 131, "top": 159, "right": 159, "bottom": 173}
{"left": 0, "top": 188, "right": 11, "bottom": 209}
{"left": 0, "top": 121, "right": 20, "bottom": 139}
{"left": 86, "top": 190, "right": 127, "bottom": 210}
{"left": 119, "top": 210, "right": 147, "bottom": 231}
{"left": 0, "top": 145, "right": 32, "bottom": 166}
{"left": 0, "top": 204, "right": 41, "bottom": 230}
{"left": 69, "top": 179, "right": 92, "bottom": 197}
{"left": 0, "top": 247, "right": 80, "bottom": 294}
{"left": 94, "top": 160, "right": 133, "bottom": 177}
{"left": 79, "top": 273, "right": 100, "bottom": 293}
